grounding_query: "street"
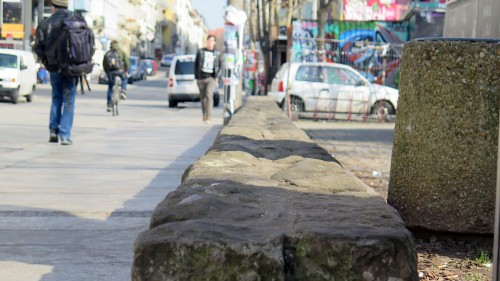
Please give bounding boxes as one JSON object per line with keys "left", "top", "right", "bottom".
{"left": 0, "top": 70, "right": 223, "bottom": 281}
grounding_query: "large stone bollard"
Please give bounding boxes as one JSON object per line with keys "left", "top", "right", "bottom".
{"left": 388, "top": 39, "right": 500, "bottom": 233}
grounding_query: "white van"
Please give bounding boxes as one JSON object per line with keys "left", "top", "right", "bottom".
{"left": 0, "top": 49, "right": 37, "bottom": 104}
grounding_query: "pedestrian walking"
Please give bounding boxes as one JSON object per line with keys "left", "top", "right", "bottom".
{"left": 103, "top": 40, "right": 130, "bottom": 112}
{"left": 33, "top": 0, "right": 95, "bottom": 145}
{"left": 195, "top": 35, "right": 219, "bottom": 123}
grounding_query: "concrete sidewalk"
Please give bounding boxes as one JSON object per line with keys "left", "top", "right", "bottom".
{"left": 0, "top": 83, "right": 222, "bottom": 281}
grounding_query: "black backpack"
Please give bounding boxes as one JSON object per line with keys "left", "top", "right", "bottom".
{"left": 104, "top": 49, "right": 123, "bottom": 72}
{"left": 49, "top": 13, "right": 95, "bottom": 77}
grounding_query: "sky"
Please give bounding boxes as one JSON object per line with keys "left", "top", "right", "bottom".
{"left": 191, "top": 0, "right": 226, "bottom": 30}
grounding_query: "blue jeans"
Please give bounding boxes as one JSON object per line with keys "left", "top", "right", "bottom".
{"left": 49, "top": 72, "right": 78, "bottom": 140}
{"left": 107, "top": 72, "right": 128, "bottom": 106}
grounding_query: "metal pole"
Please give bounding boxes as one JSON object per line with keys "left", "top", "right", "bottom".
{"left": 493, "top": 107, "right": 500, "bottom": 280}
{"left": 22, "top": 0, "right": 32, "bottom": 51}
{"left": 223, "top": 0, "right": 245, "bottom": 125}
{"left": 228, "top": 0, "right": 244, "bottom": 109}
{"left": 37, "top": 0, "right": 44, "bottom": 25}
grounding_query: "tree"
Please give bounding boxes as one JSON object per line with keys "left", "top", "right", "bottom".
{"left": 248, "top": 0, "right": 307, "bottom": 94}
{"left": 317, "top": 0, "right": 336, "bottom": 53}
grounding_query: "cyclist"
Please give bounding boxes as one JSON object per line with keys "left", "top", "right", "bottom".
{"left": 103, "top": 40, "right": 129, "bottom": 112}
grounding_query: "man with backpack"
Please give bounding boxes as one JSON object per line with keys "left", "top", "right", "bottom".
{"left": 103, "top": 40, "right": 130, "bottom": 112}
{"left": 33, "top": 0, "right": 95, "bottom": 145}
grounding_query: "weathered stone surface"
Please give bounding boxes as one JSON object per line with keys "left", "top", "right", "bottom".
{"left": 388, "top": 40, "right": 500, "bottom": 233}
{"left": 133, "top": 96, "right": 418, "bottom": 280}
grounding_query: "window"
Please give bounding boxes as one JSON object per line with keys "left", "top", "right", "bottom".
{"left": 0, "top": 54, "right": 17, "bottom": 69}
{"left": 295, "top": 66, "right": 325, "bottom": 83}
{"left": 175, "top": 61, "right": 194, "bottom": 75}
{"left": 327, "top": 67, "right": 361, "bottom": 86}
{"left": 2, "top": 0, "right": 22, "bottom": 24}
{"left": 274, "top": 63, "right": 289, "bottom": 80}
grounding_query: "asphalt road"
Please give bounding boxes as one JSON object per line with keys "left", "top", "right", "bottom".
{"left": 0, "top": 70, "right": 223, "bottom": 281}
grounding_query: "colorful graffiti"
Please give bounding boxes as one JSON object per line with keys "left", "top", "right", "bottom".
{"left": 343, "top": 0, "right": 412, "bottom": 21}
{"left": 291, "top": 20, "right": 407, "bottom": 88}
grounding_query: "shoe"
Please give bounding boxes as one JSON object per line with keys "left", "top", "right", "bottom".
{"left": 107, "top": 106, "right": 112, "bottom": 112}
{"left": 204, "top": 120, "right": 212, "bottom": 124}
{"left": 49, "top": 129, "right": 58, "bottom": 143}
{"left": 60, "top": 139, "right": 73, "bottom": 146}
{"left": 120, "top": 91, "right": 127, "bottom": 100}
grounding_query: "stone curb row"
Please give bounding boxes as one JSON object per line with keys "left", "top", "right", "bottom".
{"left": 132, "top": 96, "right": 418, "bottom": 281}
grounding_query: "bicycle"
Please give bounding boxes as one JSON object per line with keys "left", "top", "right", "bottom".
{"left": 110, "top": 71, "right": 124, "bottom": 116}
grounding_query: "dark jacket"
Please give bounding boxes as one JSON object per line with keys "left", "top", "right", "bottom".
{"left": 103, "top": 43, "right": 130, "bottom": 73}
{"left": 33, "top": 9, "right": 73, "bottom": 72}
{"left": 194, "top": 48, "right": 219, "bottom": 80}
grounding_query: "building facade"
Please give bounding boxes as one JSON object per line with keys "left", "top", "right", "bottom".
{"left": 444, "top": 0, "right": 500, "bottom": 38}
{"left": 15, "top": 0, "right": 208, "bottom": 60}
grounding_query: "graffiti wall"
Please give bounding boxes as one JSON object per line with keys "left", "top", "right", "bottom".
{"left": 291, "top": 20, "right": 408, "bottom": 88}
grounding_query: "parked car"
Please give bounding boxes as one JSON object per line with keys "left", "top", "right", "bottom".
{"left": 127, "top": 56, "right": 146, "bottom": 83}
{"left": 0, "top": 49, "right": 37, "bottom": 104}
{"left": 268, "top": 62, "right": 398, "bottom": 119}
{"left": 167, "top": 54, "right": 219, "bottom": 108}
{"left": 161, "top": 54, "right": 175, "bottom": 67}
{"left": 141, "top": 59, "right": 158, "bottom": 76}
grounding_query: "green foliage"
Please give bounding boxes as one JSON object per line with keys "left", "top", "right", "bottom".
{"left": 474, "top": 249, "right": 491, "bottom": 265}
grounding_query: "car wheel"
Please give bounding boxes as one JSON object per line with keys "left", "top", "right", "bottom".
{"left": 371, "top": 100, "right": 394, "bottom": 121}
{"left": 26, "top": 85, "right": 35, "bottom": 102}
{"left": 282, "top": 96, "right": 304, "bottom": 112}
{"left": 129, "top": 79, "right": 134, "bottom": 85}
{"left": 168, "top": 100, "right": 178, "bottom": 108}
{"left": 11, "top": 88, "right": 19, "bottom": 104}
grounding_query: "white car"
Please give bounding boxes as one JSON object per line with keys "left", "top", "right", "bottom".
{"left": 268, "top": 62, "right": 399, "bottom": 119}
{"left": 167, "top": 54, "right": 219, "bottom": 108}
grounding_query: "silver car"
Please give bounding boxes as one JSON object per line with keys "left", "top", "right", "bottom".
{"left": 268, "top": 62, "right": 399, "bottom": 120}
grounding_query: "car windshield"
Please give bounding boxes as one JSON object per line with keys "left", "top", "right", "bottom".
{"left": 142, "top": 61, "right": 152, "bottom": 67}
{"left": 175, "top": 60, "right": 194, "bottom": 75}
{"left": 0, "top": 54, "right": 17, "bottom": 69}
